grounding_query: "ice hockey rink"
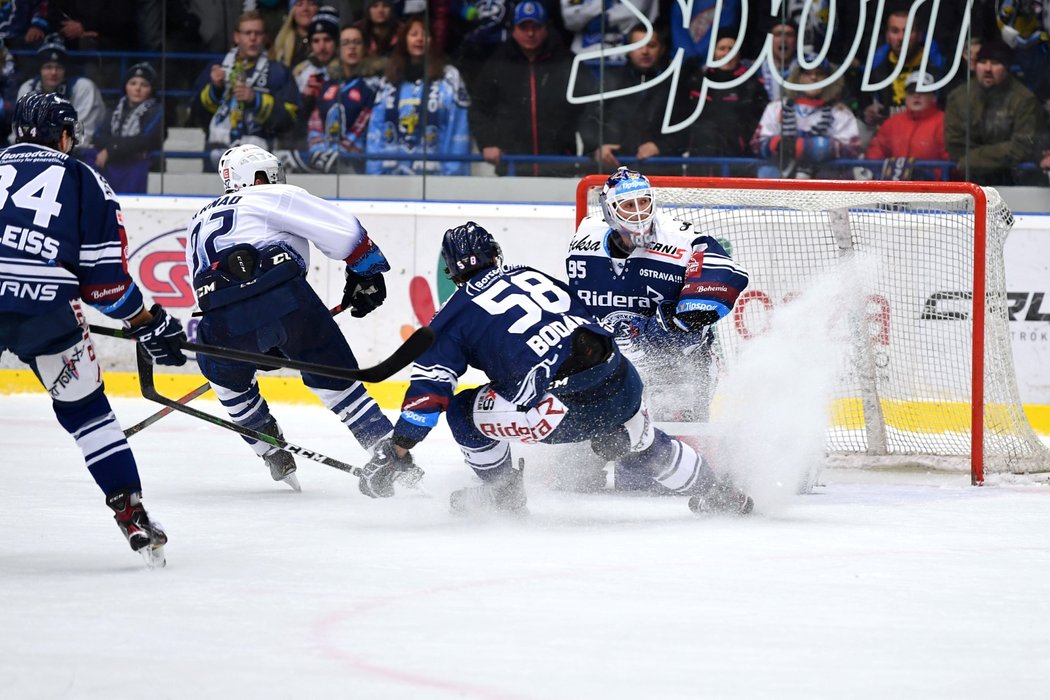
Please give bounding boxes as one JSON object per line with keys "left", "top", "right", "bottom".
{"left": 2, "top": 390, "right": 1050, "bottom": 700}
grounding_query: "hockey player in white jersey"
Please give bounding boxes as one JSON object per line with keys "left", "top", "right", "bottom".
{"left": 567, "top": 167, "right": 749, "bottom": 489}
{"left": 185, "top": 144, "right": 415, "bottom": 493}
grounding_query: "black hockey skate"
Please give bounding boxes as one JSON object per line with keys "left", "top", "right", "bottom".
{"left": 450, "top": 460, "right": 527, "bottom": 515}
{"left": 106, "top": 489, "right": 168, "bottom": 568}
{"left": 259, "top": 417, "right": 300, "bottom": 492}
{"left": 688, "top": 476, "right": 754, "bottom": 516}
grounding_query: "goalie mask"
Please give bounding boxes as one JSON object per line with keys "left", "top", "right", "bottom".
{"left": 441, "top": 221, "right": 503, "bottom": 286}
{"left": 599, "top": 167, "right": 656, "bottom": 244}
{"left": 218, "top": 144, "right": 286, "bottom": 194}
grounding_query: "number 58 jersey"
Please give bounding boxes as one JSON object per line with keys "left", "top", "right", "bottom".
{"left": 394, "top": 264, "right": 612, "bottom": 445}
{"left": 0, "top": 143, "right": 145, "bottom": 321}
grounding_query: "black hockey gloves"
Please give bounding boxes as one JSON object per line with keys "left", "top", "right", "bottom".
{"left": 343, "top": 268, "right": 387, "bottom": 318}
{"left": 656, "top": 301, "right": 719, "bottom": 334}
{"left": 359, "top": 437, "right": 424, "bottom": 498}
{"left": 127, "top": 304, "right": 188, "bottom": 366}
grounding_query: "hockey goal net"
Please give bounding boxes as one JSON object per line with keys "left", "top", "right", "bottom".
{"left": 576, "top": 176, "right": 1050, "bottom": 484}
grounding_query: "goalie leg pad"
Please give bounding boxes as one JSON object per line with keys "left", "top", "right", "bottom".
{"left": 617, "top": 430, "right": 713, "bottom": 495}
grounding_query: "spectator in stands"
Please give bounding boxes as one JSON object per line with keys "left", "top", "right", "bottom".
{"left": 47, "top": 1, "right": 137, "bottom": 51}
{"left": 677, "top": 28, "right": 767, "bottom": 175}
{"left": 994, "top": 0, "right": 1050, "bottom": 101}
{"left": 293, "top": 6, "right": 343, "bottom": 119}
{"left": 187, "top": 0, "right": 247, "bottom": 54}
{"left": 859, "top": 8, "right": 945, "bottom": 131}
{"left": 471, "top": 0, "right": 590, "bottom": 176}
{"left": 579, "top": 24, "right": 684, "bottom": 173}
{"left": 751, "top": 54, "right": 861, "bottom": 179}
{"left": 16, "top": 35, "right": 105, "bottom": 148}
{"left": 449, "top": 0, "right": 513, "bottom": 91}
{"left": 0, "top": 0, "right": 47, "bottom": 48}
{"left": 365, "top": 15, "right": 470, "bottom": 175}
{"left": 864, "top": 71, "right": 949, "bottom": 180}
{"left": 190, "top": 11, "right": 300, "bottom": 170}
{"left": 757, "top": 18, "right": 797, "bottom": 102}
{"left": 273, "top": 0, "right": 321, "bottom": 68}
{"left": 137, "top": 0, "right": 202, "bottom": 52}
{"left": 944, "top": 35, "right": 983, "bottom": 97}
{"left": 356, "top": 0, "right": 402, "bottom": 77}
{"left": 945, "top": 40, "right": 1046, "bottom": 185}
{"left": 92, "top": 63, "right": 164, "bottom": 193}
{"left": 669, "top": 0, "right": 740, "bottom": 60}
{"left": 303, "top": 24, "right": 379, "bottom": 173}
{"left": 559, "top": 0, "right": 660, "bottom": 72}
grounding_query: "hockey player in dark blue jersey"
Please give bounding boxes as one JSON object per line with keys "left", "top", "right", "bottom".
{"left": 0, "top": 93, "right": 187, "bottom": 567}
{"left": 185, "top": 143, "right": 419, "bottom": 493}
{"left": 356, "top": 221, "right": 753, "bottom": 515}
{"left": 569, "top": 167, "right": 750, "bottom": 424}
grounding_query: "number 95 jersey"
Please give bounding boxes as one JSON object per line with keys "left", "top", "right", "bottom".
{"left": 0, "top": 143, "right": 145, "bottom": 321}
{"left": 566, "top": 212, "right": 748, "bottom": 345}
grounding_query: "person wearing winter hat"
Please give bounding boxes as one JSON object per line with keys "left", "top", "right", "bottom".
{"left": 16, "top": 34, "right": 105, "bottom": 148}
{"left": 92, "top": 62, "right": 164, "bottom": 193}
{"left": 945, "top": 40, "right": 1046, "bottom": 185}
{"left": 865, "top": 71, "right": 950, "bottom": 181}
{"left": 293, "top": 6, "right": 342, "bottom": 98}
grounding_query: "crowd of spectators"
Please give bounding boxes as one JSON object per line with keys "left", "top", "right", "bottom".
{"left": 2, "top": 0, "right": 1050, "bottom": 190}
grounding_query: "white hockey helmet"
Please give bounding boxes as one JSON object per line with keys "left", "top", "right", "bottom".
{"left": 599, "top": 167, "right": 656, "bottom": 243}
{"left": 218, "top": 144, "right": 285, "bottom": 194}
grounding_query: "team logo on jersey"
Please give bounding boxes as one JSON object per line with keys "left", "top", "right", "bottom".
{"left": 569, "top": 238, "right": 602, "bottom": 252}
{"left": 48, "top": 346, "right": 84, "bottom": 397}
{"left": 646, "top": 242, "right": 684, "bottom": 259}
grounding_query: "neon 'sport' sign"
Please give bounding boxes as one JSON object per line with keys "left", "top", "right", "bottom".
{"left": 566, "top": 0, "right": 969, "bottom": 132}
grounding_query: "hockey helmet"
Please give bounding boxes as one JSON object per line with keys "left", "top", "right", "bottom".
{"left": 441, "top": 221, "right": 503, "bottom": 286}
{"left": 599, "top": 166, "right": 656, "bottom": 243}
{"left": 218, "top": 144, "right": 286, "bottom": 193}
{"left": 13, "top": 92, "right": 83, "bottom": 148}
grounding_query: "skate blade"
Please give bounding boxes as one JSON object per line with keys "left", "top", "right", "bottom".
{"left": 140, "top": 543, "right": 166, "bottom": 569}
{"left": 281, "top": 472, "right": 302, "bottom": 492}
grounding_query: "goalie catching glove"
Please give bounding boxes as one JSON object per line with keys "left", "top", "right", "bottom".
{"left": 342, "top": 267, "right": 387, "bottom": 318}
{"left": 655, "top": 301, "right": 719, "bottom": 333}
{"left": 125, "top": 304, "right": 188, "bottom": 366}
{"left": 358, "top": 437, "right": 424, "bottom": 498}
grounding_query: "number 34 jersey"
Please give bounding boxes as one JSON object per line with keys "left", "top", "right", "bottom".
{"left": 394, "top": 264, "right": 612, "bottom": 445}
{"left": 0, "top": 143, "right": 145, "bottom": 320}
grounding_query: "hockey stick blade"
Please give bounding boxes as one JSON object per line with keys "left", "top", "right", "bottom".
{"left": 133, "top": 349, "right": 363, "bottom": 477}
{"left": 92, "top": 325, "right": 435, "bottom": 384}
{"left": 122, "top": 304, "right": 349, "bottom": 437}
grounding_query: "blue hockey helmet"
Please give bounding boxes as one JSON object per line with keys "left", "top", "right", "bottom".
{"left": 13, "top": 92, "right": 83, "bottom": 148}
{"left": 599, "top": 166, "right": 656, "bottom": 243}
{"left": 441, "top": 221, "right": 503, "bottom": 286}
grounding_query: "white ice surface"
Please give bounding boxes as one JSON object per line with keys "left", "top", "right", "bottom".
{"left": 3, "top": 393, "right": 1050, "bottom": 700}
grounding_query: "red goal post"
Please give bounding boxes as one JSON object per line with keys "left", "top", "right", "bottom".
{"left": 575, "top": 176, "right": 1050, "bottom": 484}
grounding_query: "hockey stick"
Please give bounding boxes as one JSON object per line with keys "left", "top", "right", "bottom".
{"left": 122, "top": 304, "right": 349, "bottom": 437}
{"left": 133, "top": 348, "right": 366, "bottom": 477}
{"left": 91, "top": 324, "right": 435, "bottom": 384}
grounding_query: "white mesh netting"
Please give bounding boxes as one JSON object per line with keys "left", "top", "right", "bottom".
{"left": 583, "top": 180, "right": 1050, "bottom": 477}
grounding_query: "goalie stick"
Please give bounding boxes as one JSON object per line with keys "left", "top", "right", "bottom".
{"left": 122, "top": 304, "right": 349, "bottom": 438}
{"left": 91, "top": 324, "right": 435, "bottom": 384}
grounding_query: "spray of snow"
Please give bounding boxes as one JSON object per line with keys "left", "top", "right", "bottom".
{"left": 709, "top": 260, "right": 870, "bottom": 512}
